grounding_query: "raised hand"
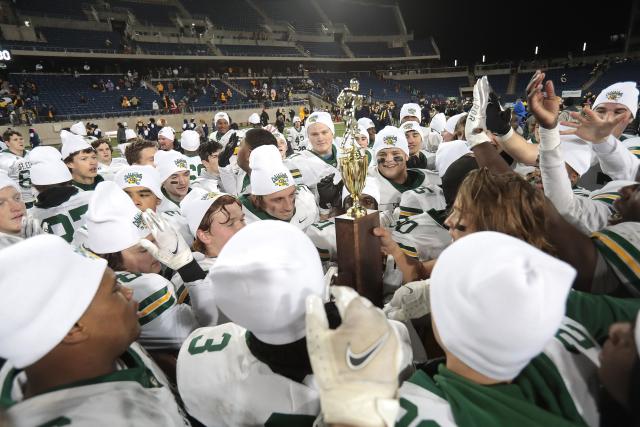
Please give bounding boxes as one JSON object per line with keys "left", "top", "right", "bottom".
{"left": 139, "top": 209, "right": 193, "bottom": 270}
{"left": 560, "top": 107, "right": 626, "bottom": 144}
{"left": 526, "top": 70, "right": 560, "bottom": 129}
{"left": 465, "top": 76, "right": 492, "bottom": 148}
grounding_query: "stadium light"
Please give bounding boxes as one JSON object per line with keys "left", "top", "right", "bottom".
{"left": 582, "top": 42, "right": 587, "bottom": 52}
{"left": 24, "top": 20, "right": 30, "bottom": 27}
{"left": 534, "top": 45, "right": 539, "bottom": 55}
{"left": 482, "top": 55, "right": 486, "bottom": 63}
{"left": 454, "top": 59, "right": 457, "bottom": 67}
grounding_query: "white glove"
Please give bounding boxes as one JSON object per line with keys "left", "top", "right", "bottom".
{"left": 465, "top": 76, "right": 492, "bottom": 149}
{"left": 139, "top": 209, "right": 193, "bottom": 270}
{"left": 21, "top": 215, "right": 47, "bottom": 239}
{"left": 306, "top": 286, "right": 401, "bottom": 427}
{"left": 383, "top": 280, "right": 430, "bottom": 322}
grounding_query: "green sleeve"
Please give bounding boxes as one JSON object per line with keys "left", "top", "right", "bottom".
{"left": 565, "top": 290, "right": 640, "bottom": 342}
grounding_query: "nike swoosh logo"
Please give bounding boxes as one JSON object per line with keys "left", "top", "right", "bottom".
{"left": 346, "top": 331, "right": 389, "bottom": 370}
{"left": 171, "top": 241, "right": 179, "bottom": 255}
{"left": 298, "top": 217, "right": 307, "bottom": 223}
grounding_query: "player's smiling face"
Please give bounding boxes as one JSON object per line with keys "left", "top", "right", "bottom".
{"left": 123, "top": 187, "right": 161, "bottom": 212}
{"left": 157, "top": 135, "right": 174, "bottom": 151}
{"left": 355, "top": 134, "right": 369, "bottom": 148}
{"left": 376, "top": 148, "right": 408, "bottom": 181}
{"left": 308, "top": 123, "right": 334, "bottom": 156}
{"left": 258, "top": 185, "right": 296, "bottom": 221}
{"left": 163, "top": 171, "right": 190, "bottom": 202}
{"left": 121, "top": 235, "right": 162, "bottom": 274}
{"left": 0, "top": 186, "right": 25, "bottom": 234}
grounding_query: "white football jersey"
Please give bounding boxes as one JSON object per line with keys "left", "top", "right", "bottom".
{"left": 0, "top": 342, "right": 190, "bottom": 427}
{"left": 177, "top": 323, "right": 320, "bottom": 427}
{"left": 97, "top": 157, "right": 128, "bottom": 181}
{"left": 115, "top": 271, "right": 199, "bottom": 351}
{"left": 398, "top": 184, "right": 447, "bottom": 220}
{"left": 185, "top": 154, "right": 204, "bottom": 182}
{"left": 286, "top": 126, "right": 306, "bottom": 151}
{"left": 240, "top": 185, "right": 319, "bottom": 231}
{"left": 157, "top": 196, "right": 194, "bottom": 244}
{"left": 368, "top": 166, "right": 437, "bottom": 214}
{"left": 191, "top": 171, "right": 220, "bottom": 193}
{"left": 287, "top": 146, "right": 342, "bottom": 195}
{"left": 0, "top": 149, "right": 33, "bottom": 204}
{"left": 170, "top": 254, "right": 220, "bottom": 326}
{"left": 31, "top": 190, "right": 93, "bottom": 243}
{"left": 392, "top": 213, "right": 451, "bottom": 261}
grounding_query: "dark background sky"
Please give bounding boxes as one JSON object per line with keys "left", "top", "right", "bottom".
{"left": 397, "top": 0, "right": 636, "bottom": 65}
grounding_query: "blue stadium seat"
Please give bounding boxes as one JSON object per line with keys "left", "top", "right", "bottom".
{"left": 299, "top": 41, "right": 345, "bottom": 57}
{"left": 408, "top": 40, "right": 436, "bottom": 56}
{"left": 347, "top": 42, "right": 405, "bottom": 58}
{"left": 218, "top": 45, "right": 302, "bottom": 57}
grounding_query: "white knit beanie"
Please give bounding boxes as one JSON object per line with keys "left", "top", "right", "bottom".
{"left": 85, "top": 181, "right": 150, "bottom": 254}
{"left": 158, "top": 127, "right": 175, "bottom": 141}
{"left": 0, "top": 234, "right": 106, "bottom": 368}
{"left": 0, "top": 171, "right": 18, "bottom": 192}
{"left": 60, "top": 130, "right": 91, "bottom": 159}
{"left": 400, "top": 121, "right": 424, "bottom": 138}
{"left": 435, "top": 140, "right": 471, "bottom": 178}
{"left": 180, "top": 130, "right": 200, "bottom": 151}
{"left": 593, "top": 82, "right": 639, "bottom": 118}
{"left": 430, "top": 112, "right": 447, "bottom": 133}
{"left": 248, "top": 113, "right": 261, "bottom": 124}
{"left": 400, "top": 103, "right": 422, "bottom": 122}
{"left": 125, "top": 128, "right": 137, "bottom": 141}
{"left": 357, "top": 117, "right": 375, "bottom": 130}
{"left": 27, "top": 146, "right": 62, "bottom": 164}
{"left": 114, "top": 165, "right": 164, "bottom": 199}
{"left": 306, "top": 111, "right": 335, "bottom": 136}
{"left": 180, "top": 187, "right": 230, "bottom": 236}
{"left": 249, "top": 145, "right": 294, "bottom": 195}
{"left": 355, "top": 125, "right": 370, "bottom": 145}
{"left": 155, "top": 150, "right": 189, "bottom": 183}
{"left": 70, "top": 121, "right": 87, "bottom": 136}
{"left": 210, "top": 220, "right": 325, "bottom": 344}
{"left": 444, "top": 112, "right": 467, "bottom": 135}
{"left": 373, "top": 125, "right": 409, "bottom": 157}
{"left": 431, "top": 231, "right": 575, "bottom": 381}
{"left": 30, "top": 159, "right": 73, "bottom": 185}
{"left": 214, "top": 112, "right": 230, "bottom": 124}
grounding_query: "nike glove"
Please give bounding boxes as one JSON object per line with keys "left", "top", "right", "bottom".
{"left": 21, "top": 215, "right": 47, "bottom": 238}
{"left": 317, "top": 173, "right": 343, "bottom": 210}
{"left": 217, "top": 133, "right": 239, "bottom": 168}
{"left": 306, "top": 286, "right": 401, "bottom": 427}
{"left": 486, "top": 92, "right": 515, "bottom": 142}
{"left": 465, "top": 76, "right": 492, "bottom": 149}
{"left": 383, "top": 280, "right": 430, "bottom": 322}
{"left": 139, "top": 209, "right": 193, "bottom": 270}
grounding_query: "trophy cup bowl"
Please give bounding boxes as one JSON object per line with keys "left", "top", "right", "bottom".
{"left": 339, "top": 146, "right": 368, "bottom": 218}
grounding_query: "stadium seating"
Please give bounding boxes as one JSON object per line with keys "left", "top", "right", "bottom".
{"left": 180, "top": 0, "right": 264, "bottom": 31}
{"left": 134, "top": 42, "right": 211, "bottom": 56}
{"left": 347, "top": 42, "right": 405, "bottom": 58}
{"left": 590, "top": 60, "right": 640, "bottom": 92}
{"left": 299, "top": 41, "right": 346, "bottom": 57}
{"left": 514, "top": 65, "right": 593, "bottom": 98}
{"left": 408, "top": 40, "right": 436, "bottom": 56}
{"left": 37, "top": 27, "right": 122, "bottom": 51}
{"left": 486, "top": 74, "right": 511, "bottom": 97}
{"left": 402, "top": 76, "right": 470, "bottom": 98}
{"left": 15, "top": 0, "right": 88, "bottom": 19}
{"left": 110, "top": 1, "right": 179, "bottom": 27}
{"left": 321, "top": 0, "right": 399, "bottom": 35}
{"left": 217, "top": 45, "right": 302, "bottom": 57}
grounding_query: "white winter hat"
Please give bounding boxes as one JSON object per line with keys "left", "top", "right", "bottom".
{"left": 214, "top": 112, "right": 230, "bottom": 124}
{"left": 210, "top": 220, "right": 325, "bottom": 344}
{"left": 155, "top": 150, "right": 189, "bottom": 183}
{"left": 373, "top": 125, "right": 409, "bottom": 157}
{"left": 157, "top": 127, "right": 175, "bottom": 141}
{"left": 180, "top": 187, "right": 230, "bottom": 236}
{"left": 70, "top": 121, "right": 87, "bottom": 136}
{"left": 399, "top": 121, "right": 424, "bottom": 138}
{"left": 306, "top": 111, "right": 335, "bottom": 136}
{"left": 30, "top": 159, "right": 72, "bottom": 185}
{"left": 85, "top": 181, "right": 150, "bottom": 254}
{"left": 114, "top": 165, "right": 164, "bottom": 199}
{"left": 357, "top": 117, "right": 375, "bottom": 130}
{"left": 444, "top": 112, "right": 468, "bottom": 135}
{"left": 559, "top": 127, "right": 592, "bottom": 176}
{"left": 430, "top": 112, "right": 447, "bottom": 133}
{"left": 400, "top": 103, "right": 422, "bottom": 122}
{"left": 431, "top": 231, "right": 575, "bottom": 382}
{"left": 60, "top": 130, "right": 91, "bottom": 159}
{"left": 0, "top": 171, "right": 18, "bottom": 192}
{"left": 248, "top": 113, "right": 261, "bottom": 124}
{"left": 125, "top": 128, "right": 137, "bottom": 141}
{"left": 593, "top": 81, "right": 639, "bottom": 118}
{"left": 180, "top": 130, "right": 200, "bottom": 151}
{"left": 342, "top": 176, "right": 380, "bottom": 204}
{"left": 249, "top": 145, "right": 295, "bottom": 196}
{"left": 0, "top": 234, "right": 107, "bottom": 368}
{"left": 435, "top": 140, "right": 471, "bottom": 177}
{"left": 27, "top": 146, "right": 62, "bottom": 164}
{"left": 293, "top": 116, "right": 302, "bottom": 124}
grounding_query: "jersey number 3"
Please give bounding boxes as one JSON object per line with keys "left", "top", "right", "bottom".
{"left": 188, "top": 333, "right": 231, "bottom": 355}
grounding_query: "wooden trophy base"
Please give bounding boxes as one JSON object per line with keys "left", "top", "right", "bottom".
{"left": 335, "top": 209, "right": 383, "bottom": 307}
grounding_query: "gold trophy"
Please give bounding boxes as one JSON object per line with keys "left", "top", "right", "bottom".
{"left": 334, "top": 78, "right": 383, "bottom": 306}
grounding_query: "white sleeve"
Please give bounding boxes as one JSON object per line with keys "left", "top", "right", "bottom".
{"left": 539, "top": 127, "right": 612, "bottom": 233}
{"left": 592, "top": 135, "right": 640, "bottom": 181}
{"left": 183, "top": 276, "right": 218, "bottom": 327}
{"left": 218, "top": 165, "right": 237, "bottom": 196}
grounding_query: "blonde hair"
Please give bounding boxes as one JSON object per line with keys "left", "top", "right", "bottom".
{"left": 455, "top": 168, "right": 554, "bottom": 253}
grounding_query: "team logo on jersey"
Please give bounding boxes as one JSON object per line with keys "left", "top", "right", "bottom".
{"left": 124, "top": 172, "right": 143, "bottom": 185}
{"left": 271, "top": 172, "right": 290, "bottom": 187}
{"left": 75, "top": 245, "right": 102, "bottom": 260}
{"left": 383, "top": 135, "right": 397, "bottom": 146}
{"left": 132, "top": 212, "right": 147, "bottom": 230}
{"left": 174, "top": 158, "right": 188, "bottom": 169}
{"left": 606, "top": 90, "right": 623, "bottom": 101}
{"left": 201, "top": 192, "right": 222, "bottom": 200}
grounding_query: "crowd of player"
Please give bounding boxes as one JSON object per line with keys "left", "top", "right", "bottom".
{"left": 0, "top": 68, "right": 639, "bottom": 426}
